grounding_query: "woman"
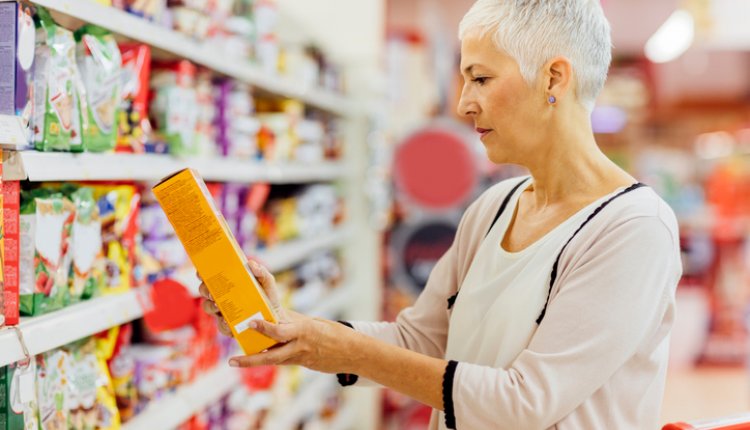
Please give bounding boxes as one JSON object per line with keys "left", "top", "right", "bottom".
{"left": 200, "top": 1, "right": 682, "bottom": 428}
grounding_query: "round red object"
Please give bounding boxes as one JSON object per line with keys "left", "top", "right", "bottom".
{"left": 394, "top": 128, "right": 477, "bottom": 210}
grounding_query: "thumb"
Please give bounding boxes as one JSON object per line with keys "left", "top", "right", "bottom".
{"left": 251, "top": 319, "right": 293, "bottom": 343}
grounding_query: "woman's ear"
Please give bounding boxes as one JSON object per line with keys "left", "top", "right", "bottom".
{"left": 544, "top": 56, "right": 573, "bottom": 99}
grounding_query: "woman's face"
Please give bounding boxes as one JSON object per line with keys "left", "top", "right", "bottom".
{"left": 457, "top": 32, "right": 546, "bottom": 165}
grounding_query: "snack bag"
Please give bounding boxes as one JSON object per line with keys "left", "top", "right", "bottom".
{"left": 32, "top": 8, "right": 83, "bottom": 152}
{"left": 69, "top": 187, "right": 104, "bottom": 303}
{"left": 36, "top": 349, "right": 72, "bottom": 430}
{"left": 75, "top": 25, "right": 122, "bottom": 152}
{"left": 149, "top": 60, "right": 199, "bottom": 155}
{"left": 0, "top": 361, "right": 40, "bottom": 430}
{"left": 19, "top": 189, "right": 74, "bottom": 315}
{"left": 93, "top": 186, "right": 139, "bottom": 295}
{"left": 116, "top": 44, "right": 151, "bottom": 153}
{"left": 94, "top": 329, "right": 121, "bottom": 429}
{"left": 66, "top": 339, "right": 98, "bottom": 430}
{"left": 107, "top": 323, "right": 136, "bottom": 422}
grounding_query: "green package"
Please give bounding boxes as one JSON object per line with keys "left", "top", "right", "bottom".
{"left": 75, "top": 25, "right": 122, "bottom": 152}
{"left": 31, "top": 8, "right": 83, "bottom": 152}
{"left": 0, "top": 362, "right": 40, "bottom": 430}
{"left": 19, "top": 190, "right": 74, "bottom": 315}
{"left": 36, "top": 350, "right": 71, "bottom": 430}
{"left": 69, "top": 187, "right": 104, "bottom": 303}
{"left": 66, "top": 339, "right": 98, "bottom": 430}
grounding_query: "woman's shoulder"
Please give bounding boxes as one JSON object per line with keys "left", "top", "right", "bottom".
{"left": 586, "top": 185, "right": 680, "bottom": 246}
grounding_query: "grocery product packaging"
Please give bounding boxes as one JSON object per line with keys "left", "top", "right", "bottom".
{"left": 66, "top": 339, "right": 98, "bottom": 430}
{"left": 69, "top": 187, "right": 104, "bottom": 303}
{"left": 150, "top": 61, "right": 199, "bottom": 156}
{"left": 93, "top": 329, "right": 121, "bottom": 429}
{"left": 2, "top": 181, "right": 20, "bottom": 325}
{"left": 32, "top": 8, "right": 84, "bottom": 152}
{"left": 19, "top": 189, "right": 74, "bottom": 315}
{"left": 0, "top": 2, "right": 35, "bottom": 149}
{"left": 93, "top": 185, "right": 140, "bottom": 295}
{"left": 36, "top": 349, "right": 72, "bottom": 430}
{"left": 152, "top": 168, "right": 280, "bottom": 355}
{"left": 75, "top": 25, "right": 122, "bottom": 152}
{"left": 117, "top": 44, "right": 151, "bottom": 153}
{"left": 107, "top": 323, "right": 136, "bottom": 422}
{"left": 0, "top": 361, "right": 40, "bottom": 430}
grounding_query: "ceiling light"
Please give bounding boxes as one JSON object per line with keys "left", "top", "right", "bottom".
{"left": 645, "top": 9, "right": 695, "bottom": 63}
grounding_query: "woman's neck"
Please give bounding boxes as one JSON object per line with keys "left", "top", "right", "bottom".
{"left": 523, "top": 116, "right": 634, "bottom": 211}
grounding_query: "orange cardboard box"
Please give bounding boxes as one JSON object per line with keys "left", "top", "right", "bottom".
{"left": 152, "top": 168, "right": 279, "bottom": 355}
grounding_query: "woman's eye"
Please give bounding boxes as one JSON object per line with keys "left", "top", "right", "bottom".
{"left": 472, "top": 77, "right": 488, "bottom": 86}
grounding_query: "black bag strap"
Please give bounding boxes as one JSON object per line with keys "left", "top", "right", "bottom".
{"left": 535, "top": 182, "right": 647, "bottom": 324}
{"left": 447, "top": 176, "right": 531, "bottom": 310}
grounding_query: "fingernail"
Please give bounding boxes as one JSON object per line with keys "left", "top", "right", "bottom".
{"left": 229, "top": 359, "right": 239, "bottom": 367}
{"left": 249, "top": 321, "right": 258, "bottom": 329}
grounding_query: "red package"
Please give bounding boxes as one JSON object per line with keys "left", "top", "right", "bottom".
{"left": 2, "top": 180, "right": 20, "bottom": 325}
{"left": 117, "top": 44, "right": 152, "bottom": 153}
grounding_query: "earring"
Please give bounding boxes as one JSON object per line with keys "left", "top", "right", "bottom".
{"left": 548, "top": 95, "right": 556, "bottom": 104}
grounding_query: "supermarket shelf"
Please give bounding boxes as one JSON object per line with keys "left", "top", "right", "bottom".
{"left": 254, "top": 227, "right": 351, "bottom": 273}
{"left": 29, "top": 0, "right": 354, "bottom": 117}
{"left": 306, "top": 285, "right": 353, "bottom": 319}
{"left": 1, "top": 150, "right": 348, "bottom": 183}
{"left": 263, "top": 371, "right": 337, "bottom": 430}
{"left": 178, "top": 227, "right": 352, "bottom": 296}
{"left": 0, "top": 290, "right": 145, "bottom": 367}
{"left": 329, "top": 401, "right": 356, "bottom": 430}
{"left": 123, "top": 364, "right": 240, "bottom": 430}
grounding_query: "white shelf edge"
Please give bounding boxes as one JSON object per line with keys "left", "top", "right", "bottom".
{"left": 2, "top": 150, "right": 349, "bottom": 183}
{"left": 254, "top": 226, "right": 351, "bottom": 273}
{"left": 264, "top": 371, "right": 336, "bottom": 430}
{"left": 329, "top": 400, "right": 356, "bottom": 430}
{"left": 305, "top": 285, "right": 353, "bottom": 319}
{"left": 30, "top": 0, "right": 354, "bottom": 116}
{"left": 123, "top": 364, "right": 240, "bottom": 430}
{"left": 0, "top": 290, "right": 145, "bottom": 367}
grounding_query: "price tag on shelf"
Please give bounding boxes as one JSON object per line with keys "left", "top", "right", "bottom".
{"left": 0, "top": 115, "right": 28, "bottom": 150}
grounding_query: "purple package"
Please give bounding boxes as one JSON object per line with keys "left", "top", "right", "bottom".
{"left": 140, "top": 204, "right": 174, "bottom": 239}
{"left": 220, "top": 183, "right": 246, "bottom": 239}
{"left": 0, "top": 3, "right": 34, "bottom": 127}
{"left": 214, "top": 79, "right": 231, "bottom": 157}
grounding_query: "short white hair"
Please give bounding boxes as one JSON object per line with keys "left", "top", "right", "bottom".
{"left": 459, "top": 0, "right": 612, "bottom": 111}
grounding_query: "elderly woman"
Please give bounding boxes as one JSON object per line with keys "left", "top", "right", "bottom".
{"left": 200, "top": 1, "right": 682, "bottom": 429}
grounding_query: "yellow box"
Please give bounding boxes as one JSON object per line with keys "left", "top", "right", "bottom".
{"left": 152, "top": 168, "right": 279, "bottom": 355}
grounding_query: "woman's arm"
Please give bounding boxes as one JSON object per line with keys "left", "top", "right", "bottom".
{"left": 230, "top": 317, "right": 448, "bottom": 410}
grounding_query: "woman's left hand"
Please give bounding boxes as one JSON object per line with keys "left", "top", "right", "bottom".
{"left": 228, "top": 316, "right": 361, "bottom": 375}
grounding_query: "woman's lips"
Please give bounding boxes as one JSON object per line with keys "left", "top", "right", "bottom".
{"left": 476, "top": 128, "right": 492, "bottom": 138}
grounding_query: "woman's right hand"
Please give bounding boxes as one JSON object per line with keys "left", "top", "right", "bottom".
{"left": 198, "top": 260, "right": 289, "bottom": 337}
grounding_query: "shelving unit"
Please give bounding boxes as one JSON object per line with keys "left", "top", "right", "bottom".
{"left": 0, "top": 230, "right": 353, "bottom": 368}
{"left": 120, "top": 284, "right": 353, "bottom": 430}
{"left": 25, "top": 0, "right": 355, "bottom": 117}
{"left": 2, "top": 151, "right": 349, "bottom": 183}
{"left": 0, "top": 0, "right": 381, "bottom": 427}
{"left": 123, "top": 364, "right": 240, "bottom": 430}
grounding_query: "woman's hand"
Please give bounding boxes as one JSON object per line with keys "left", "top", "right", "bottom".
{"left": 227, "top": 317, "right": 362, "bottom": 375}
{"left": 198, "top": 260, "right": 297, "bottom": 337}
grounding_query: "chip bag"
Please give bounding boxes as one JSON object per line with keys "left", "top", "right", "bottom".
{"left": 19, "top": 189, "right": 74, "bottom": 315}
{"left": 32, "top": 8, "right": 83, "bottom": 152}
{"left": 75, "top": 25, "right": 122, "bottom": 152}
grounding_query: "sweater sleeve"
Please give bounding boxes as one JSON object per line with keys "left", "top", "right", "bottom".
{"left": 448, "top": 214, "right": 681, "bottom": 429}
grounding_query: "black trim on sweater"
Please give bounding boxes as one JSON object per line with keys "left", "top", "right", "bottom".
{"left": 535, "top": 182, "right": 647, "bottom": 324}
{"left": 335, "top": 321, "right": 359, "bottom": 386}
{"left": 443, "top": 360, "right": 459, "bottom": 429}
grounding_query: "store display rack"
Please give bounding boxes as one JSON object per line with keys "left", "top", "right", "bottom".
{"left": 123, "top": 286, "right": 354, "bottom": 430}
{"left": 1, "top": 150, "right": 349, "bottom": 183}
{"left": 21, "top": 0, "right": 355, "bottom": 117}
{"left": 0, "top": 226, "right": 352, "bottom": 368}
